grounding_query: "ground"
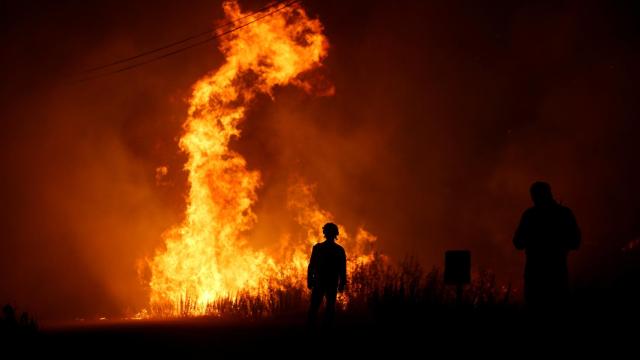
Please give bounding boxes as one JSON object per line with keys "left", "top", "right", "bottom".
{"left": 14, "top": 307, "right": 636, "bottom": 357}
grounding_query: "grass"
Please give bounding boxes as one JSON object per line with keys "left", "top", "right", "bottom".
{"left": 147, "top": 253, "right": 515, "bottom": 320}
{"left": 0, "top": 304, "right": 38, "bottom": 339}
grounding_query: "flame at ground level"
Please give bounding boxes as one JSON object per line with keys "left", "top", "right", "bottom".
{"left": 142, "top": 1, "right": 377, "bottom": 317}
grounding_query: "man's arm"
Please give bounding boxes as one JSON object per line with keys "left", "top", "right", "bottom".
{"left": 338, "top": 248, "right": 347, "bottom": 293}
{"left": 307, "top": 246, "right": 317, "bottom": 290}
{"left": 513, "top": 211, "right": 530, "bottom": 250}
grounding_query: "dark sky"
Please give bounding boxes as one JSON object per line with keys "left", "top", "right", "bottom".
{"left": 1, "top": 0, "right": 639, "bottom": 321}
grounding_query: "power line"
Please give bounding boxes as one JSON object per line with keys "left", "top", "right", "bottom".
{"left": 72, "top": 0, "right": 301, "bottom": 83}
{"left": 81, "top": 0, "right": 286, "bottom": 74}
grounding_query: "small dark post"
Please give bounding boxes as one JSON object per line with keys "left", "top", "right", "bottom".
{"left": 444, "top": 250, "right": 471, "bottom": 305}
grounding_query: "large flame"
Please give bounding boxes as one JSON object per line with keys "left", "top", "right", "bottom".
{"left": 146, "top": 0, "right": 375, "bottom": 316}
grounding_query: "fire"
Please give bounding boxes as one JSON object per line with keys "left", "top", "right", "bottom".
{"left": 145, "top": 0, "right": 376, "bottom": 316}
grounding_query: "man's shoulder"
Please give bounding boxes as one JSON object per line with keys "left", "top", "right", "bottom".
{"left": 315, "top": 241, "right": 344, "bottom": 252}
{"left": 313, "top": 242, "right": 330, "bottom": 250}
{"left": 557, "top": 204, "right": 573, "bottom": 212}
{"left": 556, "top": 204, "right": 576, "bottom": 218}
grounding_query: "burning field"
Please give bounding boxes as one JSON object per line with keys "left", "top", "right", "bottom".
{"left": 2, "top": 0, "right": 640, "bottom": 353}
{"left": 141, "top": 0, "right": 377, "bottom": 318}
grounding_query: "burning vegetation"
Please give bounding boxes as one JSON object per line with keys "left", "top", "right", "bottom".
{"left": 142, "top": 1, "right": 377, "bottom": 317}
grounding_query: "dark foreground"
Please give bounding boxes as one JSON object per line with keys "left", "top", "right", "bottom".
{"left": 6, "top": 306, "right": 637, "bottom": 357}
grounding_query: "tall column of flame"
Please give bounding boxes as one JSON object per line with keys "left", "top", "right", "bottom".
{"left": 148, "top": 1, "right": 328, "bottom": 314}
{"left": 147, "top": 1, "right": 376, "bottom": 316}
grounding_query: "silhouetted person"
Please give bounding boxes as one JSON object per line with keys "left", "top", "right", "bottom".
{"left": 307, "top": 222, "right": 347, "bottom": 329}
{"left": 513, "top": 181, "right": 581, "bottom": 309}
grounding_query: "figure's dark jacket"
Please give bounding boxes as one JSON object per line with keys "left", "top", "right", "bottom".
{"left": 513, "top": 202, "right": 581, "bottom": 280}
{"left": 307, "top": 241, "right": 347, "bottom": 290}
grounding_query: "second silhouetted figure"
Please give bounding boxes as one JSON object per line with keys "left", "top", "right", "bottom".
{"left": 307, "top": 222, "right": 347, "bottom": 328}
{"left": 513, "top": 181, "right": 581, "bottom": 309}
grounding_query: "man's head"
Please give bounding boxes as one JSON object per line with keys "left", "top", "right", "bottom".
{"left": 322, "top": 222, "right": 339, "bottom": 241}
{"left": 530, "top": 181, "right": 554, "bottom": 206}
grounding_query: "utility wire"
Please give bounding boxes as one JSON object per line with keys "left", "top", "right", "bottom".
{"left": 72, "top": 0, "right": 300, "bottom": 83}
{"left": 81, "top": 0, "right": 285, "bottom": 74}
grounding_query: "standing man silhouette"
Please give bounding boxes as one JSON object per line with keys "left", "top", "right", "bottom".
{"left": 513, "top": 181, "right": 581, "bottom": 309}
{"left": 307, "top": 222, "right": 347, "bottom": 328}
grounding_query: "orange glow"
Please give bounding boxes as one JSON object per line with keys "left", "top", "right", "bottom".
{"left": 144, "top": 1, "right": 376, "bottom": 316}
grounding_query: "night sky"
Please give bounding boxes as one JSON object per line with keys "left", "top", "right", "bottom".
{"left": 1, "top": 0, "right": 639, "bottom": 321}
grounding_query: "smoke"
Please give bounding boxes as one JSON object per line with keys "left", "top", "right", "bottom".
{"left": 0, "top": 0, "right": 224, "bottom": 321}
